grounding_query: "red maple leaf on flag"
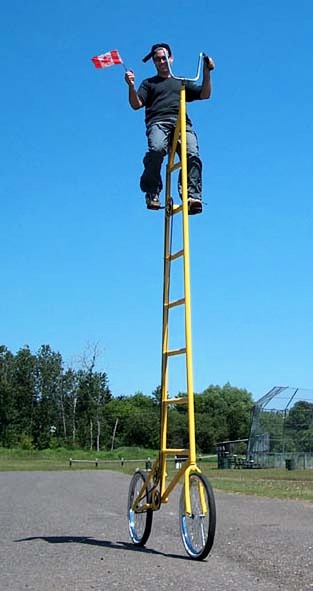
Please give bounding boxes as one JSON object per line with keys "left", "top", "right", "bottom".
{"left": 91, "top": 49, "right": 123, "bottom": 69}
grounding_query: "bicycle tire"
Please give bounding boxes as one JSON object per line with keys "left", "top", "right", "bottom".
{"left": 179, "top": 471, "right": 216, "bottom": 560}
{"left": 127, "top": 470, "right": 153, "bottom": 547}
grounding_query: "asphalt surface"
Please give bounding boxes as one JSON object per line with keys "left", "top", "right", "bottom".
{"left": 0, "top": 470, "right": 312, "bottom": 590}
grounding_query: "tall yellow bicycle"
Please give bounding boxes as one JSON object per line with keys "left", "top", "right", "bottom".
{"left": 127, "top": 53, "right": 216, "bottom": 560}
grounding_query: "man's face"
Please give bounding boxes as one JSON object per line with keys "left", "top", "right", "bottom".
{"left": 153, "top": 48, "right": 173, "bottom": 76}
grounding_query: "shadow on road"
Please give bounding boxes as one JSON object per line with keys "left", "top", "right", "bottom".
{"left": 14, "top": 535, "right": 189, "bottom": 560}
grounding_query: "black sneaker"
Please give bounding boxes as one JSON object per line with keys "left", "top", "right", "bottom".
{"left": 188, "top": 197, "right": 202, "bottom": 215}
{"left": 145, "top": 193, "right": 161, "bottom": 210}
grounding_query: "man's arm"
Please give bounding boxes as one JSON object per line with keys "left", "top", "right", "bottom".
{"left": 200, "top": 56, "right": 215, "bottom": 100}
{"left": 124, "top": 70, "right": 143, "bottom": 110}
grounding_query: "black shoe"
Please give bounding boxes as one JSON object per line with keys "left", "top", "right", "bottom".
{"left": 188, "top": 197, "right": 202, "bottom": 215}
{"left": 145, "top": 193, "right": 161, "bottom": 210}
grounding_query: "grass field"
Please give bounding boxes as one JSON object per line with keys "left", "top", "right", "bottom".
{"left": 1, "top": 447, "right": 312, "bottom": 502}
{"left": 203, "top": 467, "right": 313, "bottom": 502}
{"left": 0, "top": 446, "right": 155, "bottom": 472}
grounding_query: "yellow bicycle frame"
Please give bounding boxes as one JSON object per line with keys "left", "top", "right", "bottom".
{"left": 132, "top": 82, "right": 207, "bottom": 518}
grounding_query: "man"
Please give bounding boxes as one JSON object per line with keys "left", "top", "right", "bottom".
{"left": 125, "top": 43, "right": 215, "bottom": 214}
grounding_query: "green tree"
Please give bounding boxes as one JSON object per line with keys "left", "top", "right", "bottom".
{"left": 33, "top": 345, "right": 64, "bottom": 448}
{"left": 11, "top": 346, "right": 37, "bottom": 446}
{"left": 151, "top": 385, "right": 162, "bottom": 405}
{"left": 195, "top": 413, "right": 219, "bottom": 453}
{"left": 194, "top": 383, "right": 253, "bottom": 451}
{"left": 103, "top": 396, "right": 135, "bottom": 449}
{"left": 284, "top": 401, "right": 313, "bottom": 451}
{"left": 76, "top": 368, "right": 111, "bottom": 450}
{"left": 168, "top": 410, "right": 188, "bottom": 449}
{"left": 122, "top": 392, "right": 159, "bottom": 448}
{"left": 285, "top": 401, "right": 313, "bottom": 432}
{"left": 0, "top": 346, "right": 15, "bottom": 446}
{"left": 297, "top": 428, "right": 313, "bottom": 452}
{"left": 258, "top": 410, "right": 285, "bottom": 452}
{"left": 61, "top": 367, "right": 79, "bottom": 446}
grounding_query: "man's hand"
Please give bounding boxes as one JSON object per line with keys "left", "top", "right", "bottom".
{"left": 125, "top": 70, "right": 143, "bottom": 110}
{"left": 125, "top": 70, "right": 135, "bottom": 86}
{"left": 203, "top": 55, "right": 215, "bottom": 71}
{"left": 200, "top": 56, "right": 214, "bottom": 99}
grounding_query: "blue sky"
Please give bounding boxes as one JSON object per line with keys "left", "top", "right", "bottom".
{"left": 1, "top": 0, "right": 313, "bottom": 401}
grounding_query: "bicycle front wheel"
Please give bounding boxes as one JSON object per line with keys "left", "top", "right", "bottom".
{"left": 179, "top": 471, "right": 216, "bottom": 560}
{"left": 128, "top": 470, "right": 153, "bottom": 547}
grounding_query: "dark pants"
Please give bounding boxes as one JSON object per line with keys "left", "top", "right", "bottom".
{"left": 140, "top": 119, "right": 202, "bottom": 199}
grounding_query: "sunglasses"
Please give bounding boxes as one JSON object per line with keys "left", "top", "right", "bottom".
{"left": 153, "top": 56, "right": 168, "bottom": 62}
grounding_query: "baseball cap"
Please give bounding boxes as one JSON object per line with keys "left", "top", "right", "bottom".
{"left": 142, "top": 43, "right": 172, "bottom": 63}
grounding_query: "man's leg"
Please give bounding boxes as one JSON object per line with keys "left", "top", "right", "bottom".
{"left": 186, "top": 128, "right": 202, "bottom": 200}
{"left": 140, "top": 122, "right": 172, "bottom": 208}
{"left": 178, "top": 126, "right": 203, "bottom": 214}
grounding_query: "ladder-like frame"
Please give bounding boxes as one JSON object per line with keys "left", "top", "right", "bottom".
{"left": 137, "top": 80, "right": 202, "bottom": 513}
{"left": 158, "top": 81, "right": 200, "bottom": 509}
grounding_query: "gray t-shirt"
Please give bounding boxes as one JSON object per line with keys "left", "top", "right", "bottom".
{"left": 137, "top": 76, "right": 202, "bottom": 126}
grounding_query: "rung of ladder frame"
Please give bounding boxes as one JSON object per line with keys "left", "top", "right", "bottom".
{"left": 168, "top": 249, "right": 184, "bottom": 261}
{"left": 163, "top": 448, "right": 189, "bottom": 454}
{"left": 166, "top": 347, "right": 186, "bottom": 357}
{"left": 163, "top": 396, "right": 188, "bottom": 405}
{"left": 166, "top": 298, "right": 185, "bottom": 309}
{"left": 168, "top": 162, "right": 181, "bottom": 173}
{"left": 172, "top": 204, "right": 183, "bottom": 215}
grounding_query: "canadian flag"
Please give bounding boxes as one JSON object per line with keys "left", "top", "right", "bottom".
{"left": 91, "top": 49, "right": 123, "bottom": 69}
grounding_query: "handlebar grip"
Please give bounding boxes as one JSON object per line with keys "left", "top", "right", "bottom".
{"left": 203, "top": 53, "right": 214, "bottom": 70}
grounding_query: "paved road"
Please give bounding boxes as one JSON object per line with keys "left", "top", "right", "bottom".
{"left": 0, "top": 471, "right": 312, "bottom": 590}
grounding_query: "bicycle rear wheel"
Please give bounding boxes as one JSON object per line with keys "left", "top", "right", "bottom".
{"left": 179, "top": 471, "right": 216, "bottom": 560}
{"left": 128, "top": 470, "right": 153, "bottom": 546}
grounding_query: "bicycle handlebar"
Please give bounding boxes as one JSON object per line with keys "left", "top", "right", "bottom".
{"left": 166, "top": 52, "right": 207, "bottom": 82}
